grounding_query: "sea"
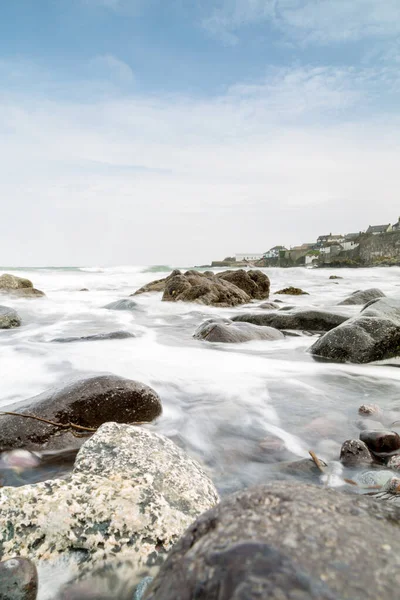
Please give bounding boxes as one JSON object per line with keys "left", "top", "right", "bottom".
{"left": 1, "top": 263, "right": 400, "bottom": 495}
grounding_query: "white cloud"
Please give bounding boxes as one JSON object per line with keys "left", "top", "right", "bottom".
{"left": 1, "top": 63, "right": 400, "bottom": 265}
{"left": 203, "top": 0, "right": 400, "bottom": 45}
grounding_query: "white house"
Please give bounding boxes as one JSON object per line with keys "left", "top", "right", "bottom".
{"left": 263, "top": 246, "right": 288, "bottom": 259}
{"left": 235, "top": 253, "right": 263, "bottom": 262}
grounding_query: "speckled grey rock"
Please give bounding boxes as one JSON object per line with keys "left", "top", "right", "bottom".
{"left": 338, "top": 288, "right": 385, "bottom": 305}
{"left": 0, "top": 374, "right": 162, "bottom": 452}
{"left": 0, "top": 423, "right": 219, "bottom": 582}
{"left": 0, "top": 305, "right": 21, "bottom": 329}
{"left": 340, "top": 439, "right": 375, "bottom": 467}
{"left": 310, "top": 298, "right": 400, "bottom": 363}
{"left": 232, "top": 309, "right": 348, "bottom": 332}
{"left": 144, "top": 482, "right": 400, "bottom": 600}
{"left": 0, "top": 557, "right": 38, "bottom": 600}
{"left": 193, "top": 320, "right": 284, "bottom": 343}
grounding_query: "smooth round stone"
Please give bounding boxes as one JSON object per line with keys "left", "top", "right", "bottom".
{"left": 0, "top": 557, "right": 38, "bottom": 600}
{"left": 360, "top": 430, "right": 400, "bottom": 457}
{"left": 340, "top": 439, "right": 374, "bottom": 467}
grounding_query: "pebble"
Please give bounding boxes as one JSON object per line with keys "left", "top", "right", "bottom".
{"left": 0, "top": 557, "right": 38, "bottom": 600}
{"left": 358, "top": 404, "right": 381, "bottom": 416}
{"left": 360, "top": 430, "right": 400, "bottom": 457}
{"left": 340, "top": 439, "right": 374, "bottom": 467}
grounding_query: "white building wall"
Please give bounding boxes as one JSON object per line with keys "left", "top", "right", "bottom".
{"left": 235, "top": 254, "right": 263, "bottom": 261}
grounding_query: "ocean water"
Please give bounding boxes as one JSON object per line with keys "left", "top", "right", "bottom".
{"left": 1, "top": 264, "right": 400, "bottom": 496}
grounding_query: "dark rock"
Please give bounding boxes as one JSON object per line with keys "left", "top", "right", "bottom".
{"left": 340, "top": 439, "right": 374, "bottom": 466}
{"left": 104, "top": 299, "right": 139, "bottom": 311}
{"left": 360, "top": 430, "right": 400, "bottom": 457}
{"left": 329, "top": 275, "right": 343, "bottom": 280}
{"left": 275, "top": 286, "right": 309, "bottom": 295}
{"left": 0, "top": 374, "right": 162, "bottom": 451}
{"left": 259, "top": 301, "right": 280, "bottom": 310}
{"left": 79, "top": 288, "right": 89, "bottom": 292}
{"left": 0, "top": 274, "right": 45, "bottom": 298}
{"left": 278, "top": 457, "right": 327, "bottom": 480}
{"left": 338, "top": 288, "right": 385, "bottom": 305}
{"left": 193, "top": 320, "right": 284, "bottom": 343}
{"left": 0, "top": 557, "right": 38, "bottom": 600}
{"left": 232, "top": 309, "right": 348, "bottom": 332}
{"left": 162, "top": 270, "right": 250, "bottom": 307}
{"left": 132, "top": 270, "right": 181, "bottom": 295}
{"left": 51, "top": 331, "right": 135, "bottom": 343}
{"left": 145, "top": 482, "right": 400, "bottom": 600}
{"left": 216, "top": 269, "right": 270, "bottom": 300}
{"left": 0, "top": 305, "right": 21, "bottom": 329}
{"left": 310, "top": 298, "right": 400, "bottom": 363}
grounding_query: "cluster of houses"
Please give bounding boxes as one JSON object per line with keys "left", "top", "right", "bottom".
{"left": 235, "top": 217, "right": 400, "bottom": 265}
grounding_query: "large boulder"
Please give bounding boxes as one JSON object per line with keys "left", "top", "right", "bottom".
{"left": 0, "top": 305, "right": 21, "bottom": 329}
{"left": 216, "top": 269, "right": 270, "bottom": 300}
{"left": 0, "top": 274, "right": 45, "bottom": 298}
{"left": 338, "top": 288, "right": 385, "bottom": 305}
{"left": 193, "top": 320, "right": 284, "bottom": 343}
{"left": 310, "top": 298, "right": 400, "bottom": 363}
{"left": 0, "top": 424, "right": 219, "bottom": 589}
{"left": 145, "top": 482, "right": 400, "bottom": 600}
{"left": 232, "top": 309, "right": 348, "bottom": 332}
{"left": 0, "top": 374, "right": 162, "bottom": 452}
{"left": 162, "top": 270, "right": 250, "bottom": 307}
{"left": 132, "top": 271, "right": 181, "bottom": 296}
{"left": 275, "top": 286, "right": 309, "bottom": 295}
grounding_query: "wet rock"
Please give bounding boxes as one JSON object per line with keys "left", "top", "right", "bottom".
{"left": 193, "top": 320, "right": 284, "bottom": 343}
{"left": 216, "top": 269, "right": 270, "bottom": 300}
{"left": 329, "top": 275, "right": 343, "bottom": 280}
{"left": 0, "top": 305, "right": 21, "bottom": 329}
{"left": 104, "top": 299, "right": 139, "bottom": 311}
{"left": 360, "top": 430, "right": 400, "bottom": 457}
{"left": 0, "top": 374, "right": 162, "bottom": 452}
{"left": 370, "top": 476, "right": 400, "bottom": 504}
{"left": 162, "top": 270, "right": 250, "bottom": 307}
{"left": 309, "top": 298, "right": 400, "bottom": 363}
{"left": 0, "top": 423, "right": 219, "bottom": 584}
{"left": 354, "top": 470, "right": 395, "bottom": 488}
{"left": 387, "top": 455, "right": 400, "bottom": 470}
{"left": 133, "top": 272, "right": 179, "bottom": 296}
{"left": 340, "top": 439, "right": 374, "bottom": 467}
{"left": 259, "top": 301, "right": 280, "bottom": 310}
{"left": 0, "top": 274, "right": 45, "bottom": 298}
{"left": 79, "top": 288, "right": 89, "bottom": 291}
{"left": 338, "top": 288, "right": 385, "bottom": 306}
{"left": 355, "top": 419, "right": 386, "bottom": 432}
{"left": 275, "top": 286, "right": 309, "bottom": 295}
{"left": 145, "top": 482, "right": 400, "bottom": 600}
{"left": 0, "top": 557, "right": 38, "bottom": 600}
{"left": 51, "top": 331, "right": 135, "bottom": 343}
{"left": 278, "top": 457, "right": 327, "bottom": 481}
{"left": 359, "top": 404, "right": 382, "bottom": 416}
{"left": 232, "top": 309, "right": 348, "bottom": 332}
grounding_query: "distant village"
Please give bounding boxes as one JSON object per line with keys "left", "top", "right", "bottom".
{"left": 210, "top": 217, "right": 400, "bottom": 268}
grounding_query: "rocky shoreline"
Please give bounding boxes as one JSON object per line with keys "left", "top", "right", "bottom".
{"left": 2, "top": 271, "right": 400, "bottom": 599}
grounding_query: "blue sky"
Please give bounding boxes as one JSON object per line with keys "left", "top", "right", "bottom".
{"left": 1, "top": 1, "right": 400, "bottom": 265}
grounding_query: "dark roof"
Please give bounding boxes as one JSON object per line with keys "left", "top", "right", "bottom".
{"left": 366, "top": 224, "right": 390, "bottom": 233}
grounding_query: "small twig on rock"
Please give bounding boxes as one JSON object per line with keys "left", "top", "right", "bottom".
{"left": 0, "top": 411, "right": 97, "bottom": 433}
{"left": 309, "top": 450, "right": 325, "bottom": 472}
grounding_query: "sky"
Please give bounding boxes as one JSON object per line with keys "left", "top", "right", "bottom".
{"left": 1, "top": 0, "right": 400, "bottom": 266}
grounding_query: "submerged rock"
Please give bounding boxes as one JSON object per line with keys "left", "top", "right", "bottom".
{"left": 359, "top": 404, "right": 382, "bottom": 416}
{"left": 0, "top": 274, "right": 45, "bottom": 298}
{"left": 0, "top": 557, "right": 38, "bottom": 600}
{"left": 145, "top": 482, "right": 400, "bottom": 600}
{"left": 275, "top": 286, "right": 309, "bottom": 295}
{"left": 338, "top": 288, "right": 385, "bottom": 306}
{"left": 0, "top": 374, "right": 162, "bottom": 451}
{"left": 193, "top": 320, "right": 284, "bottom": 343}
{"left": 329, "top": 275, "right": 343, "bottom": 280}
{"left": 340, "top": 439, "right": 374, "bottom": 467}
{"left": 232, "top": 309, "right": 348, "bottom": 332}
{"left": 51, "top": 331, "right": 135, "bottom": 343}
{"left": 0, "top": 305, "right": 21, "bottom": 329}
{"left": 360, "top": 430, "right": 400, "bottom": 457}
{"left": 310, "top": 298, "right": 400, "bottom": 363}
{"left": 259, "top": 301, "right": 280, "bottom": 310}
{"left": 104, "top": 299, "right": 139, "bottom": 311}
{"left": 0, "top": 423, "right": 219, "bottom": 584}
